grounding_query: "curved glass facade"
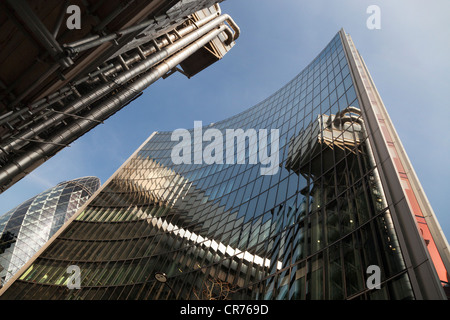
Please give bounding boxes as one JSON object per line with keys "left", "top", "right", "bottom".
{"left": 0, "top": 31, "right": 447, "bottom": 300}
{"left": 0, "top": 177, "right": 100, "bottom": 287}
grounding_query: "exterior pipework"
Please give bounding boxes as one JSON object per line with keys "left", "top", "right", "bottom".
{"left": 0, "top": 12, "right": 220, "bottom": 137}
{"left": 0, "top": 63, "right": 114, "bottom": 129}
{"left": 63, "top": 10, "right": 240, "bottom": 56}
{"left": 223, "top": 15, "right": 240, "bottom": 45}
{"left": 0, "top": 14, "right": 218, "bottom": 131}
{"left": 0, "top": 25, "right": 231, "bottom": 188}
{"left": 63, "top": 9, "right": 218, "bottom": 56}
{"left": 0, "top": 12, "right": 237, "bottom": 136}
{"left": 0, "top": 14, "right": 236, "bottom": 156}
{"left": 99, "top": 13, "right": 222, "bottom": 78}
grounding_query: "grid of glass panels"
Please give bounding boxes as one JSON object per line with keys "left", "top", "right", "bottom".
{"left": 0, "top": 177, "right": 100, "bottom": 287}
{"left": 1, "top": 33, "right": 414, "bottom": 300}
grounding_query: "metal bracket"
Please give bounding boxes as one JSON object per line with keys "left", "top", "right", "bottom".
{"left": 46, "top": 108, "right": 104, "bottom": 124}
{"left": 9, "top": 136, "right": 70, "bottom": 148}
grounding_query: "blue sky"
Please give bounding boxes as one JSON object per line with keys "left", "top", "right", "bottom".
{"left": 1, "top": 0, "right": 449, "bottom": 240}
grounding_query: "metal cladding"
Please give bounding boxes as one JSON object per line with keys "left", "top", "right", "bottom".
{"left": 0, "top": 1, "right": 237, "bottom": 193}
{"left": 0, "top": 176, "right": 100, "bottom": 287}
{"left": 0, "top": 31, "right": 448, "bottom": 300}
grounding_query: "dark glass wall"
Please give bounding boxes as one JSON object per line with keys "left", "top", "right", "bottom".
{"left": 0, "top": 32, "right": 415, "bottom": 300}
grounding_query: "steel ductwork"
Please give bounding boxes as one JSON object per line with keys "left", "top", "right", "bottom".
{"left": 0, "top": 22, "right": 234, "bottom": 188}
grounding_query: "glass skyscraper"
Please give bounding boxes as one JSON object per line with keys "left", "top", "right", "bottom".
{"left": 0, "top": 30, "right": 448, "bottom": 300}
{"left": 0, "top": 176, "right": 100, "bottom": 288}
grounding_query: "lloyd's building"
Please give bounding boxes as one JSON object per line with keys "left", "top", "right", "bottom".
{"left": 1, "top": 30, "right": 449, "bottom": 300}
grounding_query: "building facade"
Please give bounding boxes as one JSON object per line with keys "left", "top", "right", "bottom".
{"left": 0, "top": 1, "right": 238, "bottom": 193}
{"left": 0, "top": 176, "right": 100, "bottom": 288}
{"left": 0, "top": 30, "right": 448, "bottom": 300}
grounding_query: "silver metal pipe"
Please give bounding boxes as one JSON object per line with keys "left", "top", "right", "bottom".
{"left": 0, "top": 14, "right": 232, "bottom": 154}
{"left": 3, "top": 12, "right": 222, "bottom": 128}
{"left": 65, "top": 33, "right": 118, "bottom": 57}
{"left": 0, "top": 25, "right": 229, "bottom": 189}
{"left": 0, "top": 64, "right": 116, "bottom": 128}
{"left": 82, "top": 12, "right": 234, "bottom": 80}
{"left": 64, "top": 34, "right": 101, "bottom": 48}
{"left": 64, "top": 16, "right": 158, "bottom": 56}
{"left": 2, "top": 13, "right": 223, "bottom": 129}
{"left": 223, "top": 15, "right": 240, "bottom": 45}
{"left": 214, "top": 3, "right": 222, "bottom": 15}
{"left": 63, "top": 9, "right": 221, "bottom": 56}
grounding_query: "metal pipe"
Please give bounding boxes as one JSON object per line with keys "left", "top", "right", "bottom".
{"left": 64, "top": 34, "right": 101, "bottom": 48}
{"left": 214, "top": 3, "right": 222, "bottom": 15}
{"left": 0, "top": 63, "right": 116, "bottom": 128}
{"left": 223, "top": 28, "right": 234, "bottom": 46}
{"left": 64, "top": 20, "right": 155, "bottom": 56}
{"left": 223, "top": 15, "right": 240, "bottom": 45}
{"left": 65, "top": 33, "right": 119, "bottom": 57}
{"left": 101, "top": 13, "right": 220, "bottom": 77}
{"left": 6, "top": 0, "right": 73, "bottom": 68}
{"left": 0, "top": 14, "right": 234, "bottom": 154}
{"left": 12, "top": 12, "right": 220, "bottom": 125}
{"left": 94, "top": 13, "right": 235, "bottom": 79}
{"left": 63, "top": 9, "right": 222, "bottom": 57}
{"left": 53, "top": 0, "right": 69, "bottom": 38}
{"left": 2, "top": 10, "right": 190, "bottom": 129}
{"left": 0, "top": 25, "right": 228, "bottom": 189}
